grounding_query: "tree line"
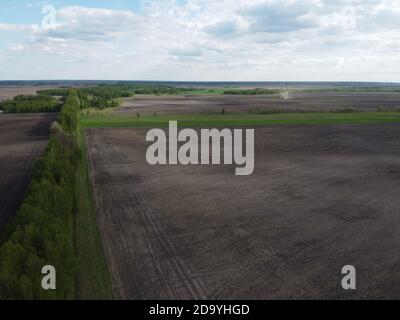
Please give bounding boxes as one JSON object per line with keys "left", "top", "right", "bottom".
{"left": 223, "top": 88, "right": 279, "bottom": 95}
{"left": 40, "top": 87, "right": 123, "bottom": 110}
{"left": 0, "top": 90, "right": 81, "bottom": 299}
{"left": 39, "top": 84, "right": 213, "bottom": 99}
{"left": 37, "top": 88, "right": 71, "bottom": 97}
{"left": 0, "top": 95, "right": 61, "bottom": 113}
{"left": 132, "top": 86, "right": 197, "bottom": 95}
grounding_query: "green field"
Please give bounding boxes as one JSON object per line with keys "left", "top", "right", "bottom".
{"left": 81, "top": 111, "right": 400, "bottom": 128}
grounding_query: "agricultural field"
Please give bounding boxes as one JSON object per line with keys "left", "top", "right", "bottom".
{"left": 0, "top": 85, "right": 62, "bottom": 102}
{"left": 0, "top": 113, "right": 56, "bottom": 229}
{"left": 2, "top": 82, "right": 400, "bottom": 300}
{"left": 86, "top": 124, "right": 400, "bottom": 299}
{"left": 117, "top": 91, "right": 400, "bottom": 115}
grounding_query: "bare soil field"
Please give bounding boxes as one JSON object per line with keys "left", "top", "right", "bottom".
{"left": 86, "top": 124, "right": 400, "bottom": 299}
{"left": 0, "top": 114, "right": 56, "bottom": 229}
{"left": 117, "top": 92, "right": 400, "bottom": 115}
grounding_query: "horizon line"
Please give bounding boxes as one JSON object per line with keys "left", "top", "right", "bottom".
{"left": 1, "top": 80, "right": 400, "bottom": 85}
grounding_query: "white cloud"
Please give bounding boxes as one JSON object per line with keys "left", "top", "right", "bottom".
{"left": 1, "top": 0, "right": 400, "bottom": 81}
{"left": 0, "top": 23, "right": 39, "bottom": 32}
{"left": 239, "top": 0, "right": 318, "bottom": 33}
{"left": 8, "top": 44, "right": 25, "bottom": 51}
{"left": 35, "top": 6, "right": 142, "bottom": 41}
{"left": 169, "top": 47, "right": 203, "bottom": 58}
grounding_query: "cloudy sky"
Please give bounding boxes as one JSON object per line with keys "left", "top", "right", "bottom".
{"left": 0, "top": 0, "right": 399, "bottom": 81}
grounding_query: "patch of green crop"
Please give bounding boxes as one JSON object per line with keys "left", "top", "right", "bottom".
{"left": 80, "top": 112, "right": 400, "bottom": 128}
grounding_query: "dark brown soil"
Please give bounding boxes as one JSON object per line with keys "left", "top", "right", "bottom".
{"left": 117, "top": 92, "right": 400, "bottom": 115}
{"left": 86, "top": 124, "right": 400, "bottom": 299}
{"left": 0, "top": 114, "right": 56, "bottom": 229}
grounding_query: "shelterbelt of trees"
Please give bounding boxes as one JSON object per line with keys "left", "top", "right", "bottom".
{"left": 39, "top": 84, "right": 280, "bottom": 99}
{"left": 39, "top": 86, "right": 123, "bottom": 110}
{"left": 39, "top": 84, "right": 199, "bottom": 98}
{"left": 0, "top": 95, "right": 61, "bottom": 113}
{"left": 0, "top": 90, "right": 81, "bottom": 299}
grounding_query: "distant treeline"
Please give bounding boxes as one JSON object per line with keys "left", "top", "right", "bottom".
{"left": 39, "top": 84, "right": 282, "bottom": 99}
{"left": 223, "top": 88, "right": 279, "bottom": 95}
{"left": 37, "top": 88, "right": 71, "bottom": 97}
{"left": 0, "top": 90, "right": 81, "bottom": 299}
{"left": 78, "top": 91, "right": 119, "bottom": 109}
{"left": 132, "top": 86, "right": 198, "bottom": 95}
{"left": 39, "top": 86, "right": 126, "bottom": 109}
{"left": 81, "top": 86, "right": 132, "bottom": 98}
{"left": 39, "top": 84, "right": 217, "bottom": 99}
{"left": 0, "top": 95, "right": 61, "bottom": 113}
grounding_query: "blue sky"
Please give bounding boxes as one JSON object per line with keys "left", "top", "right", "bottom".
{"left": 0, "top": 1, "right": 143, "bottom": 23}
{"left": 0, "top": 0, "right": 399, "bottom": 81}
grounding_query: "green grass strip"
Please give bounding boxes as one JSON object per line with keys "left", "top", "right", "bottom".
{"left": 75, "top": 122, "right": 113, "bottom": 299}
{"left": 81, "top": 112, "right": 400, "bottom": 128}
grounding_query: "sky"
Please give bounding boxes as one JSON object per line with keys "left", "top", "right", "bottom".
{"left": 0, "top": 0, "right": 399, "bottom": 81}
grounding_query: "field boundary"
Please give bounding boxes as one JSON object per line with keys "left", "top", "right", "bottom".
{"left": 74, "top": 123, "right": 113, "bottom": 299}
{"left": 80, "top": 111, "right": 400, "bottom": 129}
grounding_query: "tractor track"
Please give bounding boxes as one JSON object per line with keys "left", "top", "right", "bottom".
{"left": 87, "top": 132, "right": 208, "bottom": 299}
